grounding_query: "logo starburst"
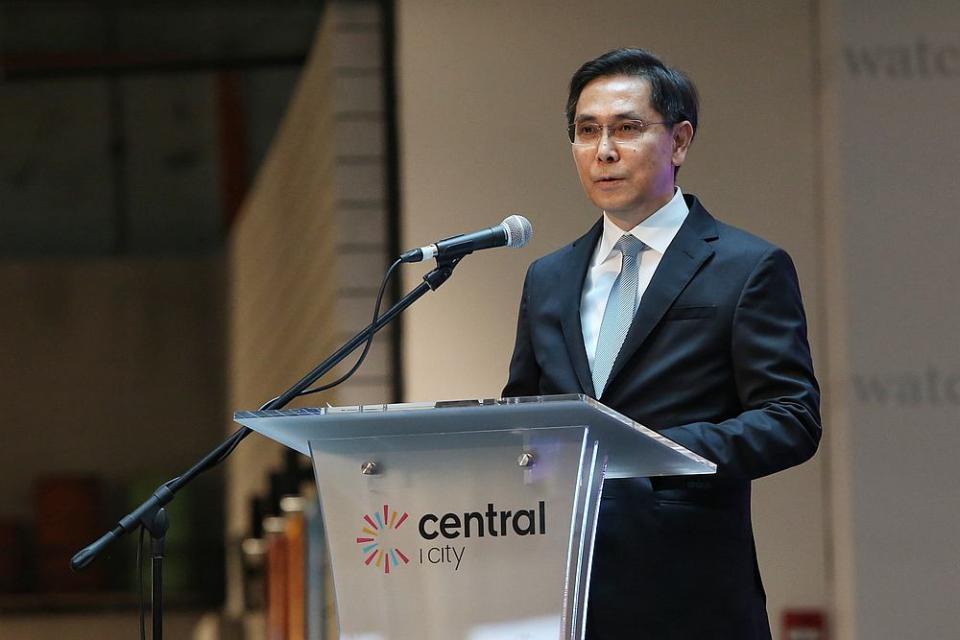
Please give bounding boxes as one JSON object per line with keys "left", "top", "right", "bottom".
{"left": 355, "top": 504, "right": 411, "bottom": 574}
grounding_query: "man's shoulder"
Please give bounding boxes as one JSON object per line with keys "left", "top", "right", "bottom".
{"left": 689, "top": 196, "right": 787, "bottom": 263}
{"left": 713, "top": 217, "right": 780, "bottom": 256}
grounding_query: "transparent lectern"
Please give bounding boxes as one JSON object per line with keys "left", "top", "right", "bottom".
{"left": 234, "top": 394, "right": 715, "bottom": 640}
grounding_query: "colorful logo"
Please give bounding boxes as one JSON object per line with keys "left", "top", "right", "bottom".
{"left": 356, "top": 504, "right": 411, "bottom": 574}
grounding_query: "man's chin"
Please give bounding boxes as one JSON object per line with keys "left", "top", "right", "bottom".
{"left": 590, "top": 195, "right": 631, "bottom": 213}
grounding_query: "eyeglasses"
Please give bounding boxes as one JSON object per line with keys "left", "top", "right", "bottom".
{"left": 568, "top": 119, "right": 673, "bottom": 146}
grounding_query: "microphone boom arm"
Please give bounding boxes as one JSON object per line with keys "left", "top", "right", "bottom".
{"left": 71, "top": 257, "right": 461, "bottom": 571}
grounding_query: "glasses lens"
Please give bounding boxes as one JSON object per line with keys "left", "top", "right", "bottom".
{"left": 612, "top": 121, "right": 645, "bottom": 143}
{"left": 570, "top": 120, "right": 653, "bottom": 145}
{"left": 573, "top": 122, "right": 601, "bottom": 144}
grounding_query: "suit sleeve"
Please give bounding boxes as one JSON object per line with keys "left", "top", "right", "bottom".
{"left": 502, "top": 262, "right": 542, "bottom": 397}
{"left": 659, "top": 248, "right": 822, "bottom": 480}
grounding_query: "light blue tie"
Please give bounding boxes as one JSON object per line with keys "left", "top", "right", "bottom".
{"left": 592, "top": 235, "right": 645, "bottom": 396}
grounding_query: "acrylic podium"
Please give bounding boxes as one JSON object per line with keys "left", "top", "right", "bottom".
{"left": 234, "top": 394, "right": 715, "bottom": 640}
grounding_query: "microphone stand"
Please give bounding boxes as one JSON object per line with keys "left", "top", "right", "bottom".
{"left": 71, "top": 257, "right": 461, "bottom": 639}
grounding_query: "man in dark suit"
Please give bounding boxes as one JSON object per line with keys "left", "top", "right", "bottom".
{"left": 502, "top": 49, "right": 821, "bottom": 639}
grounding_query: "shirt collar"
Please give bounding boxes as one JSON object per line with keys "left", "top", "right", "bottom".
{"left": 594, "top": 187, "right": 690, "bottom": 266}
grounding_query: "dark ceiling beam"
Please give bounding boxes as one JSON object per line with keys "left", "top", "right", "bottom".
{"left": 0, "top": 51, "right": 307, "bottom": 81}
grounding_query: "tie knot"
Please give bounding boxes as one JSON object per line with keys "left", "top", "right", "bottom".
{"left": 614, "top": 234, "right": 645, "bottom": 258}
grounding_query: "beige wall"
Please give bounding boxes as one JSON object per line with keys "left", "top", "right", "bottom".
{"left": 819, "top": 1, "right": 960, "bottom": 637}
{"left": 397, "top": 1, "right": 826, "bottom": 635}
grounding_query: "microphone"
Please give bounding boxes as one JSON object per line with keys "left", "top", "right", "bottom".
{"left": 400, "top": 215, "right": 533, "bottom": 263}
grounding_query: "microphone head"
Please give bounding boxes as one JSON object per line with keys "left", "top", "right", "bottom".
{"left": 501, "top": 215, "right": 533, "bottom": 248}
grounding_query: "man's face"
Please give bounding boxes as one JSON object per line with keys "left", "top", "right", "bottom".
{"left": 571, "top": 74, "right": 690, "bottom": 229}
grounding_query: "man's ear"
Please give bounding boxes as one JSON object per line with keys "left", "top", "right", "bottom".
{"left": 672, "top": 121, "right": 694, "bottom": 167}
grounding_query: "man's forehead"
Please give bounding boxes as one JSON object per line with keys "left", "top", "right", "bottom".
{"left": 574, "top": 110, "right": 646, "bottom": 123}
{"left": 575, "top": 74, "right": 654, "bottom": 119}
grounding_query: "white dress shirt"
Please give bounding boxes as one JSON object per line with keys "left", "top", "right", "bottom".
{"left": 581, "top": 187, "right": 690, "bottom": 370}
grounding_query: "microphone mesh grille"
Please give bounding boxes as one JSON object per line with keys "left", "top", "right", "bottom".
{"left": 502, "top": 215, "right": 533, "bottom": 248}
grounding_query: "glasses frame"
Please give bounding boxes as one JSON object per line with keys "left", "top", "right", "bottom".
{"left": 567, "top": 118, "right": 674, "bottom": 146}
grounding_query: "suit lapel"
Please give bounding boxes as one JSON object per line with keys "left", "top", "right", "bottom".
{"left": 603, "top": 198, "right": 718, "bottom": 395}
{"left": 559, "top": 219, "right": 603, "bottom": 396}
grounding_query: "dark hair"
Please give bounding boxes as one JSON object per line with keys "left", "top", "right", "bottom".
{"left": 566, "top": 48, "right": 699, "bottom": 136}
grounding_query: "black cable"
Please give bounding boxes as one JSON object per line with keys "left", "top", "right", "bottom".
{"left": 138, "top": 258, "right": 400, "bottom": 635}
{"left": 138, "top": 525, "right": 146, "bottom": 640}
{"left": 135, "top": 258, "right": 400, "bottom": 501}
{"left": 73, "top": 256, "right": 420, "bottom": 631}
{"left": 160, "top": 394, "right": 276, "bottom": 489}
{"left": 296, "top": 257, "right": 401, "bottom": 397}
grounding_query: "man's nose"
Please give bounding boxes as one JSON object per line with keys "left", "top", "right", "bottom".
{"left": 596, "top": 135, "right": 619, "bottom": 163}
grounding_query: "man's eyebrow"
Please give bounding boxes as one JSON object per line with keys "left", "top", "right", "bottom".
{"left": 573, "top": 112, "right": 645, "bottom": 123}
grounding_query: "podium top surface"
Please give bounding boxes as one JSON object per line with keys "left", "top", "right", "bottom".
{"left": 234, "top": 394, "right": 715, "bottom": 478}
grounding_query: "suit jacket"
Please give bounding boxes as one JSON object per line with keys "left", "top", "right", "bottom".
{"left": 502, "top": 195, "right": 821, "bottom": 639}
